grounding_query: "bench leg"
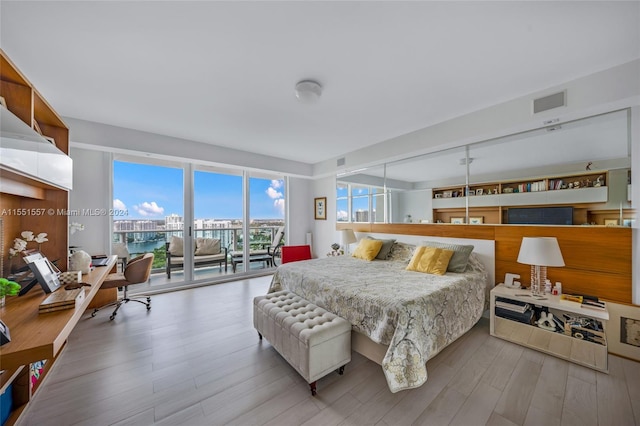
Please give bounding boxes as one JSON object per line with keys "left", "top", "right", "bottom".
{"left": 309, "top": 381, "right": 317, "bottom": 396}
{"left": 338, "top": 365, "right": 345, "bottom": 375}
{"left": 258, "top": 331, "right": 262, "bottom": 340}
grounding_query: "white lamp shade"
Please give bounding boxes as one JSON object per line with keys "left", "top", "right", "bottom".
{"left": 517, "top": 237, "right": 565, "bottom": 267}
{"left": 341, "top": 229, "right": 357, "bottom": 246}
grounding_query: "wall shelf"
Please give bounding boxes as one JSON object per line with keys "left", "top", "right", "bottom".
{"left": 0, "top": 49, "right": 71, "bottom": 426}
{"left": 431, "top": 171, "right": 616, "bottom": 224}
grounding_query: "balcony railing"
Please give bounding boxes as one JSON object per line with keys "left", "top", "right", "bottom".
{"left": 112, "top": 225, "right": 282, "bottom": 272}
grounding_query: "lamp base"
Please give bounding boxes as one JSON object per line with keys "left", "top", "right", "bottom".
{"left": 530, "top": 265, "right": 547, "bottom": 296}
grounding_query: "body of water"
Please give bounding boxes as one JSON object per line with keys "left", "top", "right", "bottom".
{"left": 127, "top": 240, "right": 167, "bottom": 255}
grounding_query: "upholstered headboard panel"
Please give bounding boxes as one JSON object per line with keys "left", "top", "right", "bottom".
{"left": 364, "top": 232, "right": 496, "bottom": 285}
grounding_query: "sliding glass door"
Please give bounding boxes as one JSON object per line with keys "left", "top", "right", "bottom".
{"left": 112, "top": 159, "right": 185, "bottom": 286}
{"left": 113, "top": 155, "right": 287, "bottom": 291}
{"left": 193, "top": 167, "right": 243, "bottom": 278}
{"left": 247, "top": 174, "right": 285, "bottom": 270}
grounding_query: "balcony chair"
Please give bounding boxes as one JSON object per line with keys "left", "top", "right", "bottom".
{"left": 91, "top": 253, "right": 154, "bottom": 321}
{"left": 281, "top": 245, "right": 312, "bottom": 264}
{"left": 230, "top": 226, "right": 285, "bottom": 271}
{"left": 166, "top": 237, "right": 228, "bottom": 278}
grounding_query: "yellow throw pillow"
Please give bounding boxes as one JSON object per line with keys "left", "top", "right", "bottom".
{"left": 352, "top": 239, "right": 384, "bottom": 261}
{"left": 406, "top": 246, "right": 454, "bottom": 275}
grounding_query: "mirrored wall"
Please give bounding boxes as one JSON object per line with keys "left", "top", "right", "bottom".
{"left": 337, "top": 109, "right": 633, "bottom": 226}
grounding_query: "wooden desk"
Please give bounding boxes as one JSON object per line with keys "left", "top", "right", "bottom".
{"left": 0, "top": 255, "right": 116, "bottom": 424}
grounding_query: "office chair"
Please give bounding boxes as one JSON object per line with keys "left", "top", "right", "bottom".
{"left": 91, "top": 253, "right": 153, "bottom": 321}
{"left": 281, "top": 245, "right": 312, "bottom": 264}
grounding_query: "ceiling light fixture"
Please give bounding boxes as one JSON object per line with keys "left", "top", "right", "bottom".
{"left": 295, "top": 80, "right": 323, "bottom": 104}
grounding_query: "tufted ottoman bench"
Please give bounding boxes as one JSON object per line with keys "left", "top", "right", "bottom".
{"left": 253, "top": 290, "right": 351, "bottom": 395}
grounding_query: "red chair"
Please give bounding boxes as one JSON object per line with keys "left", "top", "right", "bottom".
{"left": 281, "top": 245, "right": 312, "bottom": 264}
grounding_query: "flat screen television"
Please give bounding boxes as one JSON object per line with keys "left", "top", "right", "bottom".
{"left": 507, "top": 206, "right": 573, "bottom": 225}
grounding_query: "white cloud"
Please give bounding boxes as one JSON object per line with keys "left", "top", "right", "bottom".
{"left": 274, "top": 199, "right": 285, "bottom": 216}
{"left": 134, "top": 201, "right": 165, "bottom": 217}
{"left": 337, "top": 210, "right": 348, "bottom": 220}
{"left": 113, "top": 199, "right": 127, "bottom": 211}
{"left": 271, "top": 179, "right": 283, "bottom": 189}
{"left": 266, "top": 187, "right": 283, "bottom": 199}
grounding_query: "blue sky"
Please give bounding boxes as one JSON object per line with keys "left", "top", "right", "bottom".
{"left": 113, "top": 161, "right": 285, "bottom": 220}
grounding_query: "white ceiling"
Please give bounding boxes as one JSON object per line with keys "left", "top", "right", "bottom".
{"left": 1, "top": 1, "right": 638, "bottom": 166}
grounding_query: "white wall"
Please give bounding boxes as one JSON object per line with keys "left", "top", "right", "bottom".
{"left": 66, "top": 117, "right": 313, "bottom": 178}
{"left": 394, "top": 189, "right": 433, "bottom": 223}
{"left": 286, "top": 177, "right": 314, "bottom": 247}
{"left": 312, "top": 176, "right": 341, "bottom": 258}
{"left": 68, "top": 147, "right": 112, "bottom": 256}
{"left": 314, "top": 59, "right": 640, "bottom": 177}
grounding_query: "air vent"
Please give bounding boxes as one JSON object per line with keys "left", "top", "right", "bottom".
{"left": 533, "top": 91, "right": 566, "bottom": 114}
{"left": 337, "top": 157, "right": 346, "bottom": 167}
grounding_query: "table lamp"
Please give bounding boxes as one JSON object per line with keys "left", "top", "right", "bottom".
{"left": 341, "top": 229, "right": 357, "bottom": 255}
{"left": 517, "top": 237, "right": 565, "bottom": 296}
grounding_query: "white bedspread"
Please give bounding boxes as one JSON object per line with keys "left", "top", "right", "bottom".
{"left": 268, "top": 254, "right": 488, "bottom": 392}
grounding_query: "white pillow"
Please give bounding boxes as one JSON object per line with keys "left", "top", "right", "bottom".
{"left": 195, "top": 238, "right": 220, "bottom": 255}
{"left": 168, "top": 236, "right": 184, "bottom": 256}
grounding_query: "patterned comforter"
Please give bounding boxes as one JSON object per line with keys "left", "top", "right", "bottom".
{"left": 268, "top": 253, "right": 489, "bottom": 392}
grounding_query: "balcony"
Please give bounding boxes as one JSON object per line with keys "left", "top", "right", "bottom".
{"left": 112, "top": 225, "right": 282, "bottom": 289}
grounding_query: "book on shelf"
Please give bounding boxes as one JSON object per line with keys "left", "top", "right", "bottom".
{"left": 581, "top": 299, "right": 606, "bottom": 311}
{"left": 495, "top": 306, "right": 534, "bottom": 324}
{"left": 495, "top": 300, "right": 530, "bottom": 314}
{"left": 559, "top": 294, "right": 583, "bottom": 305}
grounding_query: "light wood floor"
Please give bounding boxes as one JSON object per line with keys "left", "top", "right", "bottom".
{"left": 19, "top": 276, "right": 640, "bottom": 426}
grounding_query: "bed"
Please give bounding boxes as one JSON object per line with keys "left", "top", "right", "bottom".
{"left": 268, "top": 241, "right": 491, "bottom": 393}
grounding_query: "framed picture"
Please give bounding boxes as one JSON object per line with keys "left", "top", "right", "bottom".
{"left": 434, "top": 194, "right": 442, "bottom": 199}
{"left": 0, "top": 96, "right": 7, "bottom": 108}
{"left": 469, "top": 216, "right": 484, "bottom": 224}
{"left": 443, "top": 190, "right": 452, "bottom": 198}
{"left": 623, "top": 219, "right": 635, "bottom": 227}
{"left": 314, "top": 197, "right": 327, "bottom": 220}
{"left": 475, "top": 188, "right": 483, "bottom": 196}
{"left": 450, "top": 217, "right": 465, "bottom": 224}
{"left": 604, "top": 219, "right": 618, "bottom": 226}
{"left": 606, "top": 301, "right": 640, "bottom": 361}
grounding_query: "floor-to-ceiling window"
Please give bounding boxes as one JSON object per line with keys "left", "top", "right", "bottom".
{"left": 193, "top": 167, "right": 243, "bottom": 279}
{"left": 113, "top": 156, "right": 286, "bottom": 292}
{"left": 112, "top": 159, "right": 184, "bottom": 284}
{"left": 248, "top": 174, "right": 285, "bottom": 269}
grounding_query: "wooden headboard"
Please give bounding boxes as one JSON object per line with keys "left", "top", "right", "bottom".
{"left": 337, "top": 223, "right": 633, "bottom": 304}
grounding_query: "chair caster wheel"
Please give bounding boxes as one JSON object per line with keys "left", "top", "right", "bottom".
{"left": 146, "top": 306, "right": 151, "bottom": 311}
{"left": 91, "top": 312, "right": 96, "bottom": 317}
{"left": 110, "top": 314, "right": 116, "bottom": 321}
